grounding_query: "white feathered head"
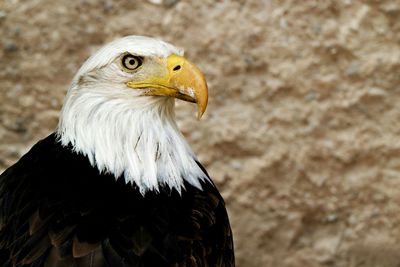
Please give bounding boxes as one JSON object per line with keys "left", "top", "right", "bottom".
{"left": 57, "top": 36, "right": 209, "bottom": 194}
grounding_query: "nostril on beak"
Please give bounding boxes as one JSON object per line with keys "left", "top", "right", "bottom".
{"left": 173, "top": 65, "right": 181, "bottom": 71}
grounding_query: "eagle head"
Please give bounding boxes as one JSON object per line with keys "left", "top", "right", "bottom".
{"left": 57, "top": 36, "right": 210, "bottom": 194}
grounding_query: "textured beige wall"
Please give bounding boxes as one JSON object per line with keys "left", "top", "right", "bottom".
{"left": 1, "top": 0, "right": 400, "bottom": 266}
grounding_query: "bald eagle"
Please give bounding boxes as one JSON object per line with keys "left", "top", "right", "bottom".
{"left": 0, "top": 36, "right": 234, "bottom": 267}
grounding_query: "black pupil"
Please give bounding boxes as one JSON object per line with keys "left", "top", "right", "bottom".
{"left": 128, "top": 58, "right": 136, "bottom": 66}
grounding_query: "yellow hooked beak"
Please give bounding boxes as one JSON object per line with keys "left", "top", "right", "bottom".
{"left": 126, "top": 54, "right": 208, "bottom": 119}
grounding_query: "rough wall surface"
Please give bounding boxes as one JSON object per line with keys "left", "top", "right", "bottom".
{"left": 1, "top": 0, "right": 400, "bottom": 266}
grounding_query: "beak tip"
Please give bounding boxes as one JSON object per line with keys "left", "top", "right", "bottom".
{"left": 196, "top": 100, "right": 207, "bottom": 120}
{"left": 196, "top": 109, "right": 204, "bottom": 120}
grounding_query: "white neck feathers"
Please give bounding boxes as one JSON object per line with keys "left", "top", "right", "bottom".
{"left": 57, "top": 87, "right": 208, "bottom": 194}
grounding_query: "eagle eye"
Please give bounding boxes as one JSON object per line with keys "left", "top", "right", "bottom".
{"left": 121, "top": 54, "right": 143, "bottom": 71}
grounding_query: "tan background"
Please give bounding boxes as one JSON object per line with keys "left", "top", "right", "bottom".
{"left": 1, "top": 0, "right": 400, "bottom": 266}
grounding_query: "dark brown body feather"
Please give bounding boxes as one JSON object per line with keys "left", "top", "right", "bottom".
{"left": 0, "top": 134, "right": 234, "bottom": 267}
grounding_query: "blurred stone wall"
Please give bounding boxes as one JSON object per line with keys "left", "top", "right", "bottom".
{"left": 1, "top": 0, "right": 400, "bottom": 266}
